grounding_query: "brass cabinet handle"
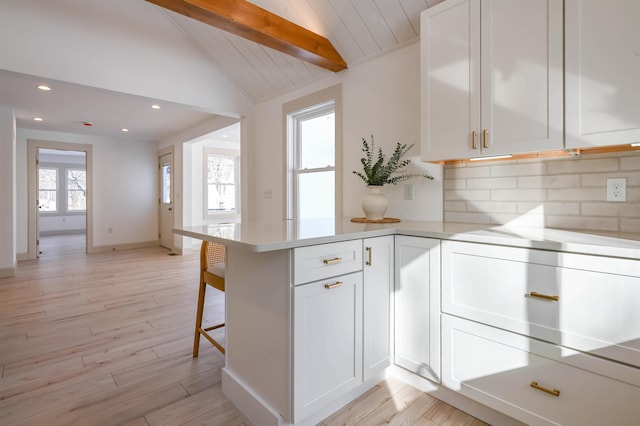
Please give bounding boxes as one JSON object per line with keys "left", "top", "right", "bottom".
{"left": 324, "top": 281, "right": 343, "bottom": 289}
{"left": 530, "top": 381, "right": 560, "bottom": 397}
{"left": 323, "top": 257, "right": 342, "bottom": 265}
{"left": 365, "top": 246, "right": 372, "bottom": 266}
{"left": 472, "top": 131, "right": 478, "bottom": 149}
{"left": 483, "top": 129, "right": 489, "bottom": 148}
{"left": 529, "top": 291, "right": 559, "bottom": 301}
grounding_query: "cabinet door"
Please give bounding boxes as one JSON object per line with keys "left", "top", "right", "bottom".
{"left": 394, "top": 236, "right": 441, "bottom": 382}
{"left": 565, "top": 0, "right": 640, "bottom": 148}
{"left": 421, "top": 0, "right": 481, "bottom": 162}
{"left": 293, "top": 271, "right": 363, "bottom": 422}
{"left": 363, "top": 236, "right": 394, "bottom": 381}
{"left": 480, "top": 0, "right": 563, "bottom": 156}
{"left": 421, "top": 0, "right": 563, "bottom": 162}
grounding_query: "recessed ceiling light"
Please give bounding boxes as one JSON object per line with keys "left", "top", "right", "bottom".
{"left": 151, "top": 104, "right": 160, "bottom": 109}
{"left": 121, "top": 128, "right": 129, "bottom": 132}
{"left": 33, "top": 117, "right": 43, "bottom": 121}
{"left": 37, "top": 85, "right": 51, "bottom": 91}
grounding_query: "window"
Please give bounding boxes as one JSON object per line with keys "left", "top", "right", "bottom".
{"left": 205, "top": 149, "right": 239, "bottom": 216}
{"left": 38, "top": 167, "right": 57, "bottom": 212}
{"left": 285, "top": 85, "right": 342, "bottom": 221}
{"left": 67, "top": 169, "right": 87, "bottom": 211}
{"left": 38, "top": 165, "right": 86, "bottom": 214}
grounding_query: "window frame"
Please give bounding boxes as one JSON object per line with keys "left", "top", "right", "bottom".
{"left": 283, "top": 85, "right": 343, "bottom": 221}
{"left": 203, "top": 147, "right": 241, "bottom": 219}
{"left": 66, "top": 168, "right": 87, "bottom": 212}
{"left": 38, "top": 163, "right": 87, "bottom": 215}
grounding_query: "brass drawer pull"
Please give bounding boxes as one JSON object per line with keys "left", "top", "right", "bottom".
{"left": 472, "top": 131, "right": 478, "bottom": 149}
{"left": 530, "top": 381, "right": 560, "bottom": 397}
{"left": 365, "top": 246, "right": 372, "bottom": 266}
{"left": 324, "top": 281, "right": 343, "bottom": 290}
{"left": 529, "top": 291, "right": 559, "bottom": 301}
{"left": 323, "top": 257, "right": 342, "bottom": 265}
{"left": 483, "top": 129, "right": 489, "bottom": 148}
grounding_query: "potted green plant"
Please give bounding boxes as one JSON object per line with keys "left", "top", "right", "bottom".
{"left": 353, "top": 135, "right": 432, "bottom": 221}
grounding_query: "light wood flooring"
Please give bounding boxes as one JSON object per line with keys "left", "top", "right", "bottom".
{"left": 0, "top": 246, "right": 488, "bottom": 425}
{"left": 38, "top": 233, "right": 86, "bottom": 257}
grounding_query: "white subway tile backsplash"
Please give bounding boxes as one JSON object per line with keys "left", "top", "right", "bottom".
{"left": 444, "top": 201, "right": 467, "bottom": 212}
{"left": 445, "top": 211, "right": 491, "bottom": 224}
{"left": 444, "top": 179, "right": 466, "bottom": 189}
{"left": 546, "top": 215, "right": 620, "bottom": 232}
{"left": 546, "top": 158, "right": 619, "bottom": 174}
{"left": 467, "top": 177, "right": 517, "bottom": 189}
{"left": 621, "top": 155, "right": 640, "bottom": 171}
{"left": 445, "top": 189, "right": 491, "bottom": 201}
{"left": 491, "top": 189, "right": 546, "bottom": 201}
{"left": 443, "top": 151, "right": 640, "bottom": 233}
{"left": 444, "top": 166, "right": 491, "bottom": 179}
{"left": 517, "top": 202, "right": 580, "bottom": 215}
{"left": 547, "top": 188, "right": 605, "bottom": 201}
{"left": 518, "top": 175, "right": 580, "bottom": 189}
{"left": 581, "top": 202, "right": 621, "bottom": 217}
{"left": 491, "top": 162, "right": 545, "bottom": 177}
{"left": 490, "top": 213, "right": 545, "bottom": 228}
{"left": 467, "top": 201, "right": 517, "bottom": 213}
{"left": 621, "top": 218, "right": 640, "bottom": 233}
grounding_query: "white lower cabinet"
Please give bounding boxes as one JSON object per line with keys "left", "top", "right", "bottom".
{"left": 442, "top": 240, "right": 640, "bottom": 368}
{"left": 442, "top": 314, "right": 640, "bottom": 426}
{"left": 363, "top": 236, "right": 394, "bottom": 381}
{"left": 441, "top": 240, "right": 640, "bottom": 425}
{"left": 293, "top": 271, "right": 363, "bottom": 423}
{"left": 394, "top": 236, "right": 441, "bottom": 382}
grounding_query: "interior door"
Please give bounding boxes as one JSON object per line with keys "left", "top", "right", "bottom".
{"left": 159, "top": 152, "right": 173, "bottom": 249}
{"left": 35, "top": 149, "right": 41, "bottom": 257}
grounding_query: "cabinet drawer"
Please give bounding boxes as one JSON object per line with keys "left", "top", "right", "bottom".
{"left": 442, "top": 241, "right": 640, "bottom": 367}
{"left": 442, "top": 315, "right": 640, "bottom": 426}
{"left": 294, "top": 240, "right": 362, "bottom": 285}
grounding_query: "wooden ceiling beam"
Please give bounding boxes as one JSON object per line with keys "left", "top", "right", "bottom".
{"left": 146, "top": 0, "right": 348, "bottom": 72}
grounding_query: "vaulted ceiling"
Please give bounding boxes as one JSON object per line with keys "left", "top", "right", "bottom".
{"left": 0, "top": 0, "right": 444, "bottom": 141}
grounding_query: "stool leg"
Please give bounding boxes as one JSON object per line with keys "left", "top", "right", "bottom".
{"left": 193, "top": 274, "right": 207, "bottom": 357}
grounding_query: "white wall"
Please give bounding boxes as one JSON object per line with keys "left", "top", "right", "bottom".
{"left": 0, "top": 106, "right": 16, "bottom": 276}
{"left": 16, "top": 129, "right": 158, "bottom": 255}
{"left": 248, "top": 43, "right": 444, "bottom": 223}
{"left": 0, "top": 0, "right": 252, "bottom": 116}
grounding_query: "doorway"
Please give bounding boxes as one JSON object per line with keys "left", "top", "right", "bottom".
{"left": 27, "top": 140, "right": 93, "bottom": 259}
{"left": 159, "top": 151, "right": 174, "bottom": 250}
{"left": 37, "top": 148, "right": 87, "bottom": 257}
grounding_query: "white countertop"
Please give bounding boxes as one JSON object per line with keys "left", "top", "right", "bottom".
{"left": 173, "top": 219, "right": 640, "bottom": 260}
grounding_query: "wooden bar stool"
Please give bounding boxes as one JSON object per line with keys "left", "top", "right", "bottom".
{"left": 193, "top": 240, "right": 226, "bottom": 357}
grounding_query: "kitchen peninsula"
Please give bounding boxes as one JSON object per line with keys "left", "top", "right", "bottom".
{"left": 174, "top": 220, "right": 640, "bottom": 426}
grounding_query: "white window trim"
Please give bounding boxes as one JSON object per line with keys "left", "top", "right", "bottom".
{"left": 203, "top": 147, "right": 241, "bottom": 220}
{"left": 283, "top": 84, "right": 343, "bottom": 221}
{"left": 39, "top": 163, "right": 87, "bottom": 216}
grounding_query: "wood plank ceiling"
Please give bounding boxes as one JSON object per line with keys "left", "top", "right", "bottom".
{"left": 150, "top": 0, "right": 445, "bottom": 102}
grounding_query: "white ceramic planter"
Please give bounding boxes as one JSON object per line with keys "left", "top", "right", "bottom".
{"left": 361, "top": 185, "right": 388, "bottom": 220}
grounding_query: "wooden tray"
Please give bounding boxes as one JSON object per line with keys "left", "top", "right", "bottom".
{"left": 350, "top": 217, "right": 400, "bottom": 223}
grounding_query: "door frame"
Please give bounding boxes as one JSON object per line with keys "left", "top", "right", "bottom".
{"left": 27, "top": 139, "right": 93, "bottom": 259}
{"left": 158, "top": 147, "right": 174, "bottom": 251}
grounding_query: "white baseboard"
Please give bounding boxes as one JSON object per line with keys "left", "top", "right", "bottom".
{"left": 17, "top": 252, "right": 29, "bottom": 261}
{"left": 0, "top": 265, "right": 16, "bottom": 278}
{"left": 222, "top": 368, "right": 282, "bottom": 426}
{"left": 89, "top": 240, "right": 160, "bottom": 253}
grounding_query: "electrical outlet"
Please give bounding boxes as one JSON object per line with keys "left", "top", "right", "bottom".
{"left": 606, "top": 178, "right": 626, "bottom": 202}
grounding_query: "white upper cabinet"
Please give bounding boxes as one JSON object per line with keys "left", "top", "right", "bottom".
{"left": 421, "top": 0, "right": 563, "bottom": 162}
{"left": 565, "top": 0, "right": 640, "bottom": 149}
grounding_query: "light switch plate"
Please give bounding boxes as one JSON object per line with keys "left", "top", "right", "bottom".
{"left": 404, "top": 183, "right": 413, "bottom": 200}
